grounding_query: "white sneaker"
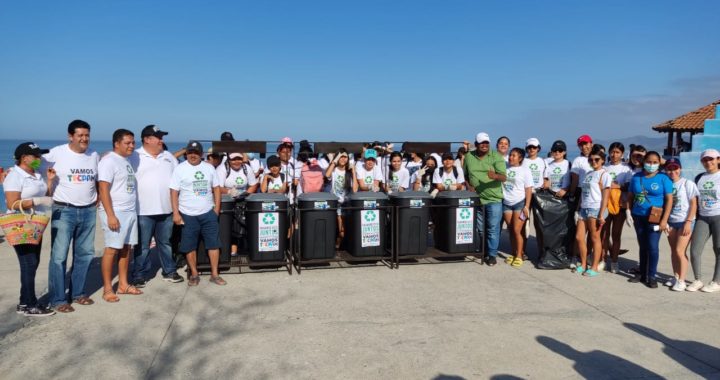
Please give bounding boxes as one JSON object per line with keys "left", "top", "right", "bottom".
{"left": 672, "top": 281, "right": 687, "bottom": 292}
{"left": 610, "top": 261, "right": 619, "bottom": 274}
{"left": 686, "top": 280, "right": 704, "bottom": 292}
{"left": 597, "top": 260, "right": 606, "bottom": 272}
{"left": 701, "top": 281, "right": 720, "bottom": 293}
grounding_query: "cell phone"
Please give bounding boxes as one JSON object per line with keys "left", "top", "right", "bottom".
{"left": 519, "top": 210, "right": 527, "bottom": 221}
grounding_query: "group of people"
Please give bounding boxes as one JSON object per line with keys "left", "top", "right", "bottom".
{"left": 2, "top": 120, "right": 719, "bottom": 318}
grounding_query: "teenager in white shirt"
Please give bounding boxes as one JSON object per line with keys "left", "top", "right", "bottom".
{"left": 496, "top": 136, "right": 510, "bottom": 163}
{"left": 602, "top": 142, "right": 633, "bottom": 273}
{"left": 412, "top": 156, "right": 438, "bottom": 193}
{"left": 354, "top": 149, "right": 383, "bottom": 192}
{"left": 260, "top": 155, "right": 288, "bottom": 194}
{"left": 543, "top": 140, "right": 570, "bottom": 197}
{"left": 170, "top": 141, "right": 225, "bottom": 287}
{"left": 325, "top": 149, "right": 354, "bottom": 248}
{"left": 385, "top": 152, "right": 410, "bottom": 193}
{"left": 663, "top": 158, "right": 698, "bottom": 291}
{"left": 217, "top": 153, "right": 258, "bottom": 196}
{"left": 502, "top": 148, "right": 533, "bottom": 267}
{"left": 433, "top": 152, "right": 466, "bottom": 192}
{"left": 688, "top": 149, "right": 720, "bottom": 293}
{"left": 575, "top": 148, "right": 612, "bottom": 277}
{"left": 569, "top": 134, "right": 594, "bottom": 201}
{"left": 98, "top": 129, "right": 142, "bottom": 302}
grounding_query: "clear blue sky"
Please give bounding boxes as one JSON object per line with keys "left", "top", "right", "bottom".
{"left": 1, "top": 0, "right": 718, "bottom": 146}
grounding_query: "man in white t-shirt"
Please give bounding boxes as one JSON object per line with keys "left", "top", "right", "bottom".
{"left": 43, "top": 120, "right": 99, "bottom": 312}
{"left": 98, "top": 129, "right": 143, "bottom": 302}
{"left": 170, "top": 141, "right": 225, "bottom": 287}
{"left": 433, "top": 152, "right": 466, "bottom": 191}
{"left": 128, "top": 125, "right": 183, "bottom": 287}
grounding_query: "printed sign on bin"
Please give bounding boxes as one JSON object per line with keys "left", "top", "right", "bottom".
{"left": 360, "top": 209, "right": 380, "bottom": 247}
{"left": 258, "top": 212, "right": 280, "bottom": 252}
{"left": 455, "top": 207, "right": 473, "bottom": 244}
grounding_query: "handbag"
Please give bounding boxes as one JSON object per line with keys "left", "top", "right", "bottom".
{"left": 0, "top": 201, "right": 50, "bottom": 246}
{"left": 640, "top": 178, "right": 663, "bottom": 224}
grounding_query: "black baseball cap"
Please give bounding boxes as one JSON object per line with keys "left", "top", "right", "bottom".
{"left": 185, "top": 140, "right": 203, "bottom": 154}
{"left": 14, "top": 142, "right": 49, "bottom": 160}
{"left": 551, "top": 140, "right": 567, "bottom": 152}
{"left": 141, "top": 125, "right": 168, "bottom": 139}
{"left": 220, "top": 131, "right": 235, "bottom": 141}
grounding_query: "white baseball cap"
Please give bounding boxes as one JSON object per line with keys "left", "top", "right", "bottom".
{"left": 701, "top": 149, "right": 720, "bottom": 159}
{"left": 526, "top": 138, "right": 540, "bottom": 147}
{"left": 475, "top": 132, "right": 490, "bottom": 144}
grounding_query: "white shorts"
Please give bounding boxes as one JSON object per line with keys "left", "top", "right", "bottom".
{"left": 99, "top": 209, "right": 138, "bottom": 249}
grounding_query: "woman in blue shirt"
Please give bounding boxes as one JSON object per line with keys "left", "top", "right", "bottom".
{"left": 627, "top": 151, "right": 673, "bottom": 288}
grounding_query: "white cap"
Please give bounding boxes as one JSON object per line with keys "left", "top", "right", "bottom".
{"left": 526, "top": 138, "right": 540, "bottom": 147}
{"left": 701, "top": 149, "right": 720, "bottom": 159}
{"left": 475, "top": 132, "right": 490, "bottom": 144}
{"left": 229, "top": 153, "right": 243, "bottom": 159}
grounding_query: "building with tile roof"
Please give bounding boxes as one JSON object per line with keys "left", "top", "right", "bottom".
{"left": 653, "top": 99, "right": 719, "bottom": 156}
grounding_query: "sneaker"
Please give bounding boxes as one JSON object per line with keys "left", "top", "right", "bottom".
{"left": 24, "top": 305, "right": 56, "bottom": 317}
{"left": 672, "top": 281, "right": 687, "bottom": 292}
{"left": 646, "top": 279, "right": 659, "bottom": 289}
{"left": 131, "top": 279, "right": 147, "bottom": 288}
{"left": 16, "top": 304, "right": 27, "bottom": 315}
{"left": 484, "top": 256, "right": 497, "bottom": 266}
{"left": 628, "top": 275, "right": 646, "bottom": 283}
{"left": 584, "top": 269, "right": 599, "bottom": 277}
{"left": 701, "top": 281, "right": 720, "bottom": 293}
{"left": 665, "top": 276, "right": 678, "bottom": 287}
{"left": 162, "top": 273, "right": 184, "bottom": 283}
{"left": 610, "top": 261, "right": 619, "bottom": 274}
{"left": 597, "top": 261, "right": 606, "bottom": 272}
{"left": 686, "top": 280, "right": 704, "bottom": 292}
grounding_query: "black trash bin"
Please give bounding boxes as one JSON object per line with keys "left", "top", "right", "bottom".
{"left": 296, "top": 192, "right": 339, "bottom": 260}
{"left": 433, "top": 190, "right": 480, "bottom": 253}
{"left": 196, "top": 195, "right": 234, "bottom": 271}
{"left": 347, "top": 192, "right": 389, "bottom": 257}
{"left": 246, "top": 193, "right": 289, "bottom": 262}
{"left": 390, "top": 191, "right": 432, "bottom": 256}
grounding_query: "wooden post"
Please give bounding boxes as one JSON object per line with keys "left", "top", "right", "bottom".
{"left": 666, "top": 131, "right": 674, "bottom": 156}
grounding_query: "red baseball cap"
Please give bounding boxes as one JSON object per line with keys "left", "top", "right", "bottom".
{"left": 577, "top": 135, "right": 593, "bottom": 145}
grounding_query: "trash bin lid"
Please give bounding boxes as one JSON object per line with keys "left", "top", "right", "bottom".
{"left": 246, "top": 193, "right": 289, "bottom": 202}
{"left": 298, "top": 192, "right": 339, "bottom": 202}
{"left": 389, "top": 191, "right": 432, "bottom": 199}
{"left": 348, "top": 192, "right": 390, "bottom": 201}
{"left": 221, "top": 194, "right": 236, "bottom": 203}
{"left": 434, "top": 190, "right": 479, "bottom": 199}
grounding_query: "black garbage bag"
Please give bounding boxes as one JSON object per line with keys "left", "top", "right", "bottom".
{"left": 531, "top": 190, "right": 575, "bottom": 269}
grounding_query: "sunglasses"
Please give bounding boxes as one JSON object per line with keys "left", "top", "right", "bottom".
{"left": 589, "top": 157, "right": 603, "bottom": 163}
{"left": 526, "top": 145, "right": 539, "bottom": 150}
{"left": 702, "top": 157, "right": 718, "bottom": 162}
{"left": 551, "top": 149, "right": 565, "bottom": 153}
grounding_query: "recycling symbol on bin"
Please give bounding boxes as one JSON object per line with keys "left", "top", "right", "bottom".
{"left": 364, "top": 211, "right": 377, "bottom": 222}
{"left": 704, "top": 181, "right": 714, "bottom": 190}
{"left": 262, "top": 213, "right": 276, "bottom": 225}
{"left": 459, "top": 208, "right": 471, "bottom": 220}
{"left": 194, "top": 171, "right": 205, "bottom": 180}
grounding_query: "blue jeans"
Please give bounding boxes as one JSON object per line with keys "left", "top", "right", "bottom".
{"left": 48, "top": 205, "right": 97, "bottom": 306}
{"left": 133, "top": 214, "right": 177, "bottom": 280}
{"left": 633, "top": 215, "right": 661, "bottom": 280}
{"left": 477, "top": 201, "right": 503, "bottom": 257}
{"left": 14, "top": 244, "right": 41, "bottom": 307}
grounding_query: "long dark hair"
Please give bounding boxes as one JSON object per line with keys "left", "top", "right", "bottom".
{"left": 333, "top": 148, "right": 353, "bottom": 191}
{"left": 629, "top": 145, "right": 647, "bottom": 170}
{"left": 421, "top": 156, "right": 438, "bottom": 186}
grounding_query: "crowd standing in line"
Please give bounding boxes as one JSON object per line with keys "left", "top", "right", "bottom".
{"left": 2, "top": 120, "right": 720, "bottom": 317}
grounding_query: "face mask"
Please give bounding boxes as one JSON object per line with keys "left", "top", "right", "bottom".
{"left": 246, "top": 153, "right": 255, "bottom": 160}
{"left": 29, "top": 159, "right": 41, "bottom": 170}
{"left": 644, "top": 163, "right": 659, "bottom": 173}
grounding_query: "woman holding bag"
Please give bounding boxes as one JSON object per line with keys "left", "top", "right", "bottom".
{"left": 3, "top": 142, "right": 56, "bottom": 316}
{"left": 627, "top": 151, "right": 673, "bottom": 288}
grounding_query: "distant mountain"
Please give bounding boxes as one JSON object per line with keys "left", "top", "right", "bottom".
{"left": 595, "top": 135, "right": 667, "bottom": 152}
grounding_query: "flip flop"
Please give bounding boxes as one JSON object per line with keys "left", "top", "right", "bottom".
{"left": 54, "top": 304, "right": 75, "bottom": 313}
{"left": 73, "top": 296, "right": 94, "bottom": 305}
{"left": 102, "top": 290, "right": 119, "bottom": 303}
{"left": 117, "top": 285, "right": 143, "bottom": 295}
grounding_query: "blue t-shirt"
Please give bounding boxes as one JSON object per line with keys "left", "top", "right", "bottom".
{"left": 629, "top": 172, "right": 673, "bottom": 216}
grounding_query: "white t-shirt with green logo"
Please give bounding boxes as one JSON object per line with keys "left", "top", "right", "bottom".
{"left": 669, "top": 178, "right": 699, "bottom": 223}
{"left": 503, "top": 166, "right": 533, "bottom": 206}
{"left": 387, "top": 168, "right": 411, "bottom": 192}
{"left": 330, "top": 167, "right": 351, "bottom": 203}
{"left": 604, "top": 163, "right": 633, "bottom": 186}
{"left": 522, "top": 157, "right": 546, "bottom": 188}
{"left": 261, "top": 174, "right": 285, "bottom": 192}
{"left": 354, "top": 165, "right": 383, "bottom": 189}
{"left": 544, "top": 160, "right": 570, "bottom": 192}
{"left": 217, "top": 165, "right": 257, "bottom": 192}
{"left": 697, "top": 171, "right": 720, "bottom": 217}
{"left": 169, "top": 161, "right": 220, "bottom": 216}
{"left": 98, "top": 151, "right": 137, "bottom": 212}
{"left": 432, "top": 167, "right": 466, "bottom": 189}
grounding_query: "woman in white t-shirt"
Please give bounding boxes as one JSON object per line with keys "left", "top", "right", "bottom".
{"left": 543, "top": 140, "right": 570, "bottom": 197}
{"left": 354, "top": 149, "right": 383, "bottom": 192}
{"left": 433, "top": 152, "right": 466, "bottom": 192}
{"left": 663, "top": 158, "right": 698, "bottom": 291}
{"left": 688, "top": 149, "right": 720, "bottom": 293}
{"left": 496, "top": 136, "right": 510, "bottom": 163}
{"left": 385, "top": 152, "right": 410, "bottom": 194}
{"left": 3, "top": 142, "right": 56, "bottom": 317}
{"left": 602, "top": 142, "right": 633, "bottom": 273}
{"left": 411, "top": 156, "right": 438, "bottom": 193}
{"left": 325, "top": 149, "right": 354, "bottom": 248}
{"left": 575, "top": 148, "right": 612, "bottom": 277}
{"left": 217, "top": 153, "right": 258, "bottom": 196}
{"left": 502, "top": 148, "right": 533, "bottom": 267}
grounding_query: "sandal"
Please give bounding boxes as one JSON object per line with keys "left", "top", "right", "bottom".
{"left": 573, "top": 266, "right": 585, "bottom": 274}
{"left": 117, "top": 285, "right": 143, "bottom": 295}
{"left": 505, "top": 256, "right": 515, "bottom": 264}
{"left": 209, "top": 276, "right": 227, "bottom": 286}
{"left": 102, "top": 290, "right": 120, "bottom": 303}
{"left": 73, "top": 296, "right": 94, "bottom": 306}
{"left": 54, "top": 304, "right": 75, "bottom": 313}
{"left": 511, "top": 257, "right": 523, "bottom": 267}
{"left": 584, "top": 269, "right": 599, "bottom": 277}
{"left": 188, "top": 275, "right": 200, "bottom": 287}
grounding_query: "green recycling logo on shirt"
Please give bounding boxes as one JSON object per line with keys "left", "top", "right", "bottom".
{"left": 364, "top": 176, "right": 373, "bottom": 184}
{"left": 507, "top": 170, "right": 516, "bottom": 178}
{"left": 704, "top": 181, "right": 714, "bottom": 190}
{"left": 553, "top": 167, "right": 561, "bottom": 174}
{"left": 609, "top": 172, "right": 617, "bottom": 181}
{"left": 529, "top": 163, "right": 538, "bottom": 171}
{"left": 444, "top": 178, "right": 453, "bottom": 187}
{"left": 364, "top": 211, "right": 377, "bottom": 222}
{"left": 235, "top": 177, "right": 245, "bottom": 186}
{"left": 262, "top": 213, "right": 276, "bottom": 225}
{"left": 194, "top": 171, "right": 205, "bottom": 180}
{"left": 459, "top": 208, "right": 471, "bottom": 220}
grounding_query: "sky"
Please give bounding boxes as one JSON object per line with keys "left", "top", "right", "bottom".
{"left": 1, "top": 0, "right": 719, "bottom": 146}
